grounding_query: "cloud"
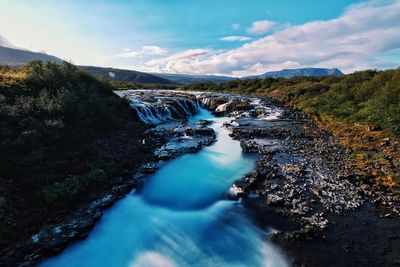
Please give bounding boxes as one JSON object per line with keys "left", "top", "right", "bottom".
{"left": 117, "top": 45, "right": 168, "bottom": 58}
{"left": 135, "top": 0, "right": 400, "bottom": 76}
{"left": 220, "top": 36, "right": 252, "bottom": 42}
{"left": 143, "top": 48, "right": 213, "bottom": 73}
{"left": 231, "top": 23, "right": 240, "bottom": 30}
{"left": 247, "top": 20, "right": 277, "bottom": 35}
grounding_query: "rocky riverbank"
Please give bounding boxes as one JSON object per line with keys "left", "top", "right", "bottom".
{"left": 196, "top": 92, "right": 400, "bottom": 266}
{"left": 0, "top": 91, "right": 216, "bottom": 266}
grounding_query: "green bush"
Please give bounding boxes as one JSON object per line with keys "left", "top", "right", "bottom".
{"left": 41, "top": 168, "right": 109, "bottom": 207}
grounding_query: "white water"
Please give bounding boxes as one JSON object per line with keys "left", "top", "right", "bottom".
{"left": 115, "top": 90, "right": 200, "bottom": 124}
{"left": 40, "top": 109, "right": 288, "bottom": 267}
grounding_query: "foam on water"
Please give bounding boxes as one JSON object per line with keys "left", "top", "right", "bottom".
{"left": 40, "top": 109, "right": 288, "bottom": 267}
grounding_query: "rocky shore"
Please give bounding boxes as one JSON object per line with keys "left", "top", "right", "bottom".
{"left": 196, "top": 92, "right": 400, "bottom": 266}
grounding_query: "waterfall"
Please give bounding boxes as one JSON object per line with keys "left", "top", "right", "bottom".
{"left": 116, "top": 90, "right": 200, "bottom": 124}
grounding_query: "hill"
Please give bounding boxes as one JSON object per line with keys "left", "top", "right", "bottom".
{"left": 0, "top": 61, "right": 153, "bottom": 251}
{"left": 0, "top": 45, "right": 63, "bottom": 65}
{"left": 0, "top": 41, "right": 175, "bottom": 85}
{"left": 80, "top": 66, "right": 175, "bottom": 85}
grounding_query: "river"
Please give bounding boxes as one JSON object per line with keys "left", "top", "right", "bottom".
{"left": 40, "top": 108, "right": 288, "bottom": 267}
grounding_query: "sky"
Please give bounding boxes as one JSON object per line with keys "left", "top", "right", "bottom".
{"left": 0, "top": 0, "right": 399, "bottom": 76}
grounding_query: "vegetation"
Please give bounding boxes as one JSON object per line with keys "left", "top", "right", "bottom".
{"left": 0, "top": 61, "right": 152, "bottom": 247}
{"left": 108, "top": 79, "right": 177, "bottom": 90}
{"left": 181, "top": 69, "right": 400, "bottom": 187}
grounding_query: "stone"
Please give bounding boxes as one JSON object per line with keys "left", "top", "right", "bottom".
{"left": 0, "top": 196, "right": 6, "bottom": 208}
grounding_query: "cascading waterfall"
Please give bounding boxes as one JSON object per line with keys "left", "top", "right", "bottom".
{"left": 115, "top": 91, "right": 201, "bottom": 124}
{"left": 195, "top": 93, "right": 283, "bottom": 121}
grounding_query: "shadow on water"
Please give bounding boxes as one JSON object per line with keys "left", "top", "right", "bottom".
{"left": 40, "top": 109, "right": 289, "bottom": 267}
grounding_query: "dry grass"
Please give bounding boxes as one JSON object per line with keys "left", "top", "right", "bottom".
{"left": 0, "top": 68, "right": 27, "bottom": 88}
{"left": 314, "top": 116, "right": 399, "bottom": 189}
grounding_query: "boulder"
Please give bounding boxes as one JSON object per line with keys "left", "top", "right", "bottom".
{"left": 0, "top": 196, "right": 6, "bottom": 208}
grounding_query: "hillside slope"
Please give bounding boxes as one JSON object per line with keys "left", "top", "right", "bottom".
{"left": 0, "top": 45, "right": 62, "bottom": 65}
{"left": 0, "top": 44, "right": 175, "bottom": 85}
{"left": 80, "top": 66, "right": 175, "bottom": 85}
{"left": 0, "top": 61, "right": 154, "bottom": 253}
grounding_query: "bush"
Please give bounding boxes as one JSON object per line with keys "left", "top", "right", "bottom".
{"left": 41, "top": 168, "right": 109, "bottom": 207}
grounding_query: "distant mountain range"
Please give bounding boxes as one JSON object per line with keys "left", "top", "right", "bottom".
{"left": 151, "top": 73, "right": 235, "bottom": 84}
{"left": 150, "top": 68, "right": 344, "bottom": 84}
{"left": 0, "top": 39, "right": 344, "bottom": 85}
{"left": 247, "top": 68, "right": 344, "bottom": 79}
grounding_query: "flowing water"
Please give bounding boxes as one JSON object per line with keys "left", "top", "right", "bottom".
{"left": 40, "top": 109, "right": 288, "bottom": 267}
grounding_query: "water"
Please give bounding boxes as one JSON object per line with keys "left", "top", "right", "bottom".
{"left": 40, "top": 109, "right": 288, "bottom": 267}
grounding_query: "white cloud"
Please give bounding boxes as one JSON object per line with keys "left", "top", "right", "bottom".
{"left": 142, "top": 48, "right": 213, "bottom": 73}
{"left": 117, "top": 45, "right": 168, "bottom": 58}
{"left": 138, "top": 0, "right": 400, "bottom": 76}
{"left": 231, "top": 23, "right": 240, "bottom": 30}
{"left": 247, "top": 20, "right": 277, "bottom": 35}
{"left": 220, "top": 36, "right": 252, "bottom": 42}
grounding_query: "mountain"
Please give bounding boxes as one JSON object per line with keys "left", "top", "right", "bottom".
{"left": 0, "top": 34, "right": 16, "bottom": 49}
{"left": 80, "top": 66, "right": 175, "bottom": 85}
{"left": 0, "top": 40, "right": 175, "bottom": 85}
{"left": 153, "top": 68, "right": 344, "bottom": 83}
{"left": 247, "top": 68, "right": 344, "bottom": 79}
{"left": 152, "top": 73, "right": 235, "bottom": 84}
{"left": 0, "top": 45, "right": 63, "bottom": 65}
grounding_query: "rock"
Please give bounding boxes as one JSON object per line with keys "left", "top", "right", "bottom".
{"left": 267, "top": 194, "right": 284, "bottom": 205}
{"left": 92, "top": 211, "right": 103, "bottom": 221}
{"left": 198, "top": 120, "right": 212, "bottom": 127}
{"left": 227, "top": 184, "right": 245, "bottom": 200}
{"left": 142, "top": 163, "right": 159, "bottom": 173}
{"left": 194, "top": 127, "right": 215, "bottom": 137}
{"left": 0, "top": 196, "right": 6, "bottom": 208}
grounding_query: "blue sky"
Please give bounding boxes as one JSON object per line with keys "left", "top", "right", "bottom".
{"left": 0, "top": 0, "right": 399, "bottom": 76}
